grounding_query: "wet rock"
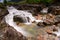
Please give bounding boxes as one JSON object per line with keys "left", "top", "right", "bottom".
{"left": 57, "top": 23, "right": 60, "bottom": 27}
{"left": 53, "top": 27, "right": 58, "bottom": 32}
{"left": 43, "top": 14, "right": 55, "bottom": 25}
{"left": 37, "top": 35, "right": 44, "bottom": 40}
{"left": 45, "top": 25, "right": 59, "bottom": 36}
{"left": 54, "top": 15, "right": 60, "bottom": 22}
{"left": 0, "top": 27, "right": 27, "bottom": 40}
{"left": 13, "top": 15, "right": 26, "bottom": 23}
{"left": 0, "top": 18, "right": 7, "bottom": 30}
{"left": 46, "top": 29, "right": 53, "bottom": 34}
{"left": 34, "top": 14, "right": 43, "bottom": 20}
{"left": 0, "top": 9, "right": 8, "bottom": 17}
{"left": 0, "top": 8, "right": 9, "bottom": 22}
{"left": 37, "top": 22, "right": 45, "bottom": 27}
{"left": 49, "top": 6, "right": 60, "bottom": 15}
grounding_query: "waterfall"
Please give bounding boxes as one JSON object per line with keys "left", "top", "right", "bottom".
{"left": 5, "top": 6, "right": 33, "bottom": 37}
{"left": 5, "top": 6, "right": 43, "bottom": 37}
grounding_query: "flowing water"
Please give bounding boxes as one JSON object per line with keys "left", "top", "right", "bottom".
{"left": 5, "top": 6, "right": 43, "bottom": 37}
{"left": 5, "top": 6, "right": 31, "bottom": 37}
{"left": 41, "top": 7, "right": 48, "bottom": 13}
{"left": 4, "top": 6, "right": 60, "bottom": 40}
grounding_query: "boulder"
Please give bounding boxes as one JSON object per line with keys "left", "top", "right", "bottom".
{"left": 37, "top": 22, "right": 45, "bottom": 27}
{"left": 0, "top": 27, "right": 27, "bottom": 40}
{"left": 43, "top": 14, "right": 55, "bottom": 25}
{"left": 0, "top": 8, "right": 9, "bottom": 22}
{"left": 13, "top": 15, "right": 26, "bottom": 23}
{"left": 54, "top": 15, "right": 60, "bottom": 22}
{"left": 49, "top": 6, "right": 60, "bottom": 15}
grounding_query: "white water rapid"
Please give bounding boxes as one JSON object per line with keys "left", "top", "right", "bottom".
{"left": 5, "top": 6, "right": 31, "bottom": 37}
{"left": 5, "top": 6, "right": 43, "bottom": 37}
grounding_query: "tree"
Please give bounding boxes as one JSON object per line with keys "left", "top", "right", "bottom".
{"left": 4, "top": 0, "right": 7, "bottom": 4}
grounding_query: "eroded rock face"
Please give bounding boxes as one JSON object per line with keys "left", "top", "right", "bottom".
{"left": 0, "top": 27, "right": 27, "bottom": 40}
{"left": 0, "top": 8, "right": 9, "bottom": 24}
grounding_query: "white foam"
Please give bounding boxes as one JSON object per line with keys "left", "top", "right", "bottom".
{"left": 41, "top": 8, "right": 48, "bottom": 13}
{"left": 5, "top": 6, "right": 43, "bottom": 37}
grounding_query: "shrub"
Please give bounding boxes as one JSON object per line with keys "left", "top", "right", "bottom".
{"left": 26, "top": 0, "right": 41, "bottom": 4}
{"left": 26, "top": 0, "right": 53, "bottom": 4}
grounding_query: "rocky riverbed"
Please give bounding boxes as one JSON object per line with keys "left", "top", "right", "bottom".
{"left": 0, "top": 5, "right": 60, "bottom": 40}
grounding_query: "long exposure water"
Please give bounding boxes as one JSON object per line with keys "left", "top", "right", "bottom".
{"left": 5, "top": 6, "right": 43, "bottom": 37}
{"left": 4, "top": 6, "right": 60, "bottom": 40}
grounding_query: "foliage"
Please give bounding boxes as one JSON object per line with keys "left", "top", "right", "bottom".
{"left": 26, "top": 0, "right": 53, "bottom": 4}
{"left": 0, "top": 3, "right": 6, "bottom": 9}
{"left": 42, "top": 0, "right": 52, "bottom": 3}
{"left": 26, "top": 0, "right": 41, "bottom": 4}
{"left": 6, "top": 2, "right": 16, "bottom": 5}
{"left": 0, "top": 0, "right": 54, "bottom": 5}
{"left": 18, "top": 1, "right": 27, "bottom": 4}
{"left": 41, "top": 0, "right": 53, "bottom": 4}
{"left": 17, "top": 0, "right": 54, "bottom": 4}
{"left": 4, "top": 0, "right": 7, "bottom": 4}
